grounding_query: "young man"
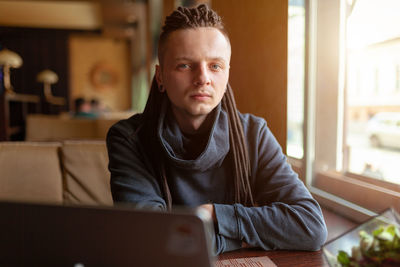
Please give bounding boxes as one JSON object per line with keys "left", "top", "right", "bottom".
{"left": 107, "top": 4, "right": 327, "bottom": 254}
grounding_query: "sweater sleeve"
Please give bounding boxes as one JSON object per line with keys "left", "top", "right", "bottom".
{"left": 213, "top": 120, "right": 327, "bottom": 252}
{"left": 106, "top": 122, "right": 167, "bottom": 210}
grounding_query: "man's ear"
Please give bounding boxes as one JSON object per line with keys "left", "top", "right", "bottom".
{"left": 155, "top": 65, "right": 162, "bottom": 86}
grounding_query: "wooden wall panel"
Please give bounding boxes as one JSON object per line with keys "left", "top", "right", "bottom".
{"left": 69, "top": 35, "right": 131, "bottom": 111}
{"left": 212, "top": 0, "right": 288, "bottom": 150}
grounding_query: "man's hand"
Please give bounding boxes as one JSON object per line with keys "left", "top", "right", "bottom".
{"left": 199, "top": 203, "right": 217, "bottom": 222}
{"left": 199, "top": 204, "right": 252, "bottom": 249}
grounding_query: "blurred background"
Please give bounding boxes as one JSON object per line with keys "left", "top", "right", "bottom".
{"left": 1, "top": 0, "right": 399, "bottom": 221}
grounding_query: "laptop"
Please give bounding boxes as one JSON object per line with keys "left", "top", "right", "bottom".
{"left": 0, "top": 201, "right": 216, "bottom": 267}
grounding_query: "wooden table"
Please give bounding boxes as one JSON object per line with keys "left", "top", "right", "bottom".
{"left": 218, "top": 248, "right": 329, "bottom": 267}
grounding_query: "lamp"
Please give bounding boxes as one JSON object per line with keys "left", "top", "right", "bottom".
{"left": 37, "top": 69, "right": 65, "bottom": 105}
{"left": 0, "top": 49, "right": 23, "bottom": 94}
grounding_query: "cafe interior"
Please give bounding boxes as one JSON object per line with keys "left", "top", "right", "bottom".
{"left": 1, "top": 0, "right": 399, "bottom": 266}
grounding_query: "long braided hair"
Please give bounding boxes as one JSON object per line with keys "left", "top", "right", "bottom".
{"left": 141, "top": 4, "right": 254, "bottom": 210}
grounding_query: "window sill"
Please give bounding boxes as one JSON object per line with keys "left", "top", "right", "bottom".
{"left": 312, "top": 170, "right": 400, "bottom": 222}
{"left": 287, "top": 156, "right": 400, "bottom": 222}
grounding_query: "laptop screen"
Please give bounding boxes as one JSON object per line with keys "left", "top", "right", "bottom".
{"left": 0, "top": 201, "right": 215, "bottom": 267}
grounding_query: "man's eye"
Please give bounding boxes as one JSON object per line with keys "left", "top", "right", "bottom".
{"left": 210, "top": 64, "right": 222, "bottom": 70}
{"left": 177, "top": 64, "right": 189, "bottom": 69}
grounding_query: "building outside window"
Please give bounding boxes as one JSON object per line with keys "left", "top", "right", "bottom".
{"left": 345, "top": 0, "right": 400, "bottom": 185}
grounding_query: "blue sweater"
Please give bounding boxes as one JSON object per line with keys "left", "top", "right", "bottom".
{"left": 107, "top": 102, "right": 327, "bottom": 254}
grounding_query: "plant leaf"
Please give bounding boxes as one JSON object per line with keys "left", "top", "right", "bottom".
{"left": 337, "top": 250, "right": 351, "bottom": 265}
{"left": 373, "top": 227, "right": 384, "bottom": 237}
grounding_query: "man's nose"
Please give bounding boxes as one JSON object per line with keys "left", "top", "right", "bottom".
{"left": 193, "top": 63, "right": 211, "bottom": 86}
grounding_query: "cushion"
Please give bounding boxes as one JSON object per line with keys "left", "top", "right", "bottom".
{"left": 60, "top": 141, "right": 113, "bottom": 206}
{"left": 0, "top": 142, "right": 63, "bottom": 203}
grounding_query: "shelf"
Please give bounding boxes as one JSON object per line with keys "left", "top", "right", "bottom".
{"left": 5, "top": 93, "right": 40, "bottom": 103}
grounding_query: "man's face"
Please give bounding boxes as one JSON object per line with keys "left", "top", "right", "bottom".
{"left": 156, "top": 27, "right": 231, "bottom": 124}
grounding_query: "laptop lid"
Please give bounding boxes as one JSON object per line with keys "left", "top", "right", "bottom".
{"left": 0, "top": 201, "right": 216, "bottom": 267}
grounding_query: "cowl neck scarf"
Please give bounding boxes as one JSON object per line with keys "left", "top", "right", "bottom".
{"left": 157, "top": 98, "right": 230, "bottom": 172}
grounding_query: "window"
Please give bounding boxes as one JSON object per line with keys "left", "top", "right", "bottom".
{"left": 287, "top": 0, "right": 400, "bottom": 220}
{"left": 345, "top": 0, "right": 400, "bottom": 185}
{"left": 287, "top": 0, "right": 306, "bottom": 159}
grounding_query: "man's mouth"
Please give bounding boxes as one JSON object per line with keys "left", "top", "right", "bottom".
{"left": 190, "top": 92, "right": 211, "bottom": 100}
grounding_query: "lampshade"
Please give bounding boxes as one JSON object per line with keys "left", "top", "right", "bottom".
{"left": 0, "top": 49, "right": 23, "bottom": 68}
{"left": 37, "top": 69, "right": 65, "bottom": 106}
{"left": 37, "top": 69, "right": 59, "bottom": 84}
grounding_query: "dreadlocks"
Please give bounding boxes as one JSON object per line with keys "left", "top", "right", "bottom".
{"left": 142, "top": 4, "right": 254, "bottom": 210}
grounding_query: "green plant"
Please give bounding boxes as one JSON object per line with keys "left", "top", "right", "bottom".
{"left": 337, "top": 224, "right": 400, "bottom": 266}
